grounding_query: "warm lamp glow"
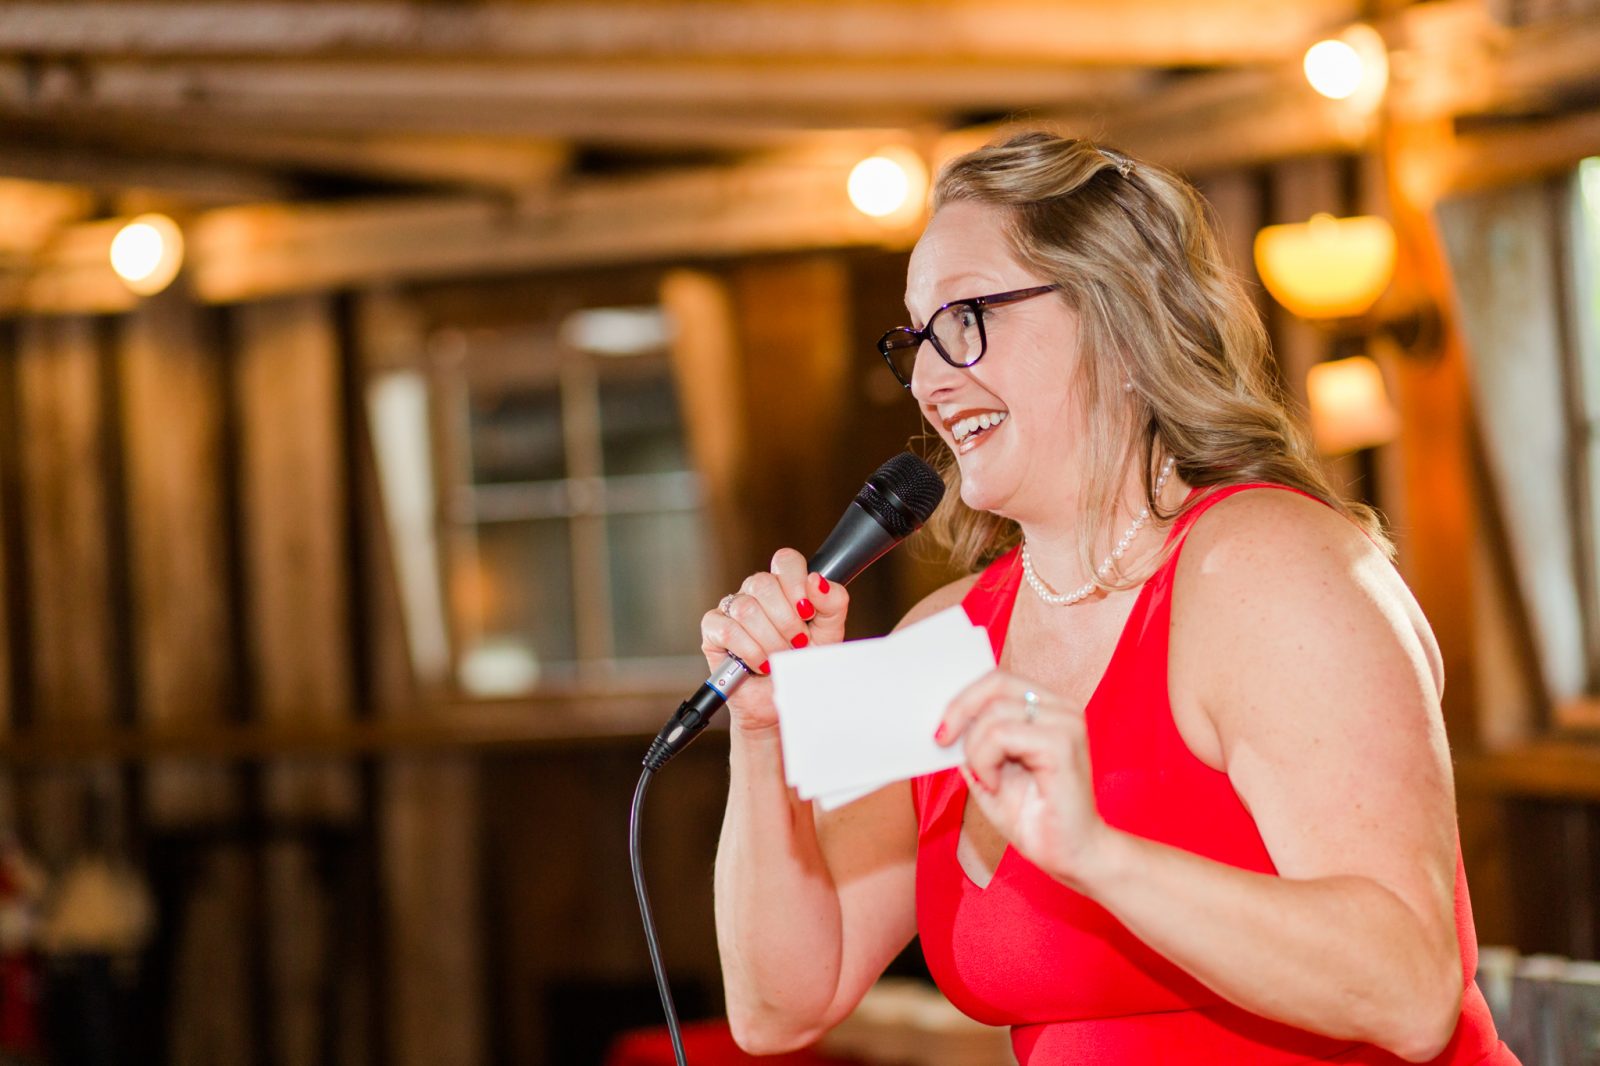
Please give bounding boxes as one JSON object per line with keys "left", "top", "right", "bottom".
{"left": 1306, "top": 355, "right": 1399, "bottom": 455}
{"left": 109, "top": 213, "right": 184, "bottom": 296}
{"left": 1303, "top": 24, "right": 1388, "bottom": 106}
{"left": 847, "top": 147, "right": 928, "bottom": 221}
{"left": 1253, "top": 214, "right": 1397, "bottom": 320}
{"left": 1304, "top": 39, "right": 1364, "bottom": 100}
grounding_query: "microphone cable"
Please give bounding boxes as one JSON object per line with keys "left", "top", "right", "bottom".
{"left": 630, "top": 767, "right": 689, "bottom": 1066}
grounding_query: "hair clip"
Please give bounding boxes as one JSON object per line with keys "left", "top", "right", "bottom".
{"left": 1101, "top": 149, "right": 1134, "bottom": 178}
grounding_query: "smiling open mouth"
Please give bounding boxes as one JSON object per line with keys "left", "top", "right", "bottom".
{"left": 951, "top": 411, "right": 1008, "bottom": 446}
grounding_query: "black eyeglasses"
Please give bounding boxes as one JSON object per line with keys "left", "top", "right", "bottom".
{"left": 876, "top": 284, "right": 1060, "bottom": 389}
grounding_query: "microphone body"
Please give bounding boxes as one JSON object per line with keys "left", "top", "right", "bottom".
{"left": 644, "top": 453, "right": 944, "bottom": 771}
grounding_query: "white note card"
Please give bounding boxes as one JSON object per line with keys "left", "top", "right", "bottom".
{"left": 769, "top": 606, "right": 995, "bottom": 810}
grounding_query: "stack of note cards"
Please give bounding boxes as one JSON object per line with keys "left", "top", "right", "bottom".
{"left": 769, "top": 607, "right": 996, "bottom": 809}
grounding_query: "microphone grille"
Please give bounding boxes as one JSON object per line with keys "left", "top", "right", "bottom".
{"left": 858, "top": 452, "right": 946, "bottom": 539}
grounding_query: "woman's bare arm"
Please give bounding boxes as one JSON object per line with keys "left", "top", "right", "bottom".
{"left": 712, "top": 554, "right": 972, "bottom": 1051}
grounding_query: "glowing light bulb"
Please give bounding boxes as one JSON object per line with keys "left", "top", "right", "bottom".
{"left": 109, "top": 213, "right": 184, "bottom": 296}
{"left": 1304, "top": 38, "right": 1365, "bottom": 100}
{"left": 847, "top": 148, "right": 928, "bottom": 221}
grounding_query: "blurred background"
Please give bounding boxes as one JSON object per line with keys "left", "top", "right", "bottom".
{"left": 0, "top": 0, "right": 1598, "bottom": 1063}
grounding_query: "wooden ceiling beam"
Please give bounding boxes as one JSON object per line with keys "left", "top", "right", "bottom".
{"left": 1388, "top": 1, "right": 1600, "bottom": 120}
{"left": 27, "top": 123, "right": 574, "bottom": 194}
{"left": 0, "top": 57, "right": 1151, "bottom": 149}
{"left": 1107, "top": 66, "right": 1373, "bottom": 172}
{"left": 0, "top": 1, "right": 1357, "bottom": 66}
{"left": 937, "top": 64, "right": 1375, "bottom": 176}
{"left": 0, "top": 138, "right": 296, "bottom": 203}
{"left": 11, "top": 58, "right": 1153, "bottom": 113}
{"left": 1, "top": 157, "right": 920, "bottom": 316}
{"left": 23, "top": 102, "right": 912, "bottom": 152}
{"left": 0, "top": 178, "right": 94, "bottom": 259}
{"left": 1394, "top": 107, "right": 1600, "bottom": 203}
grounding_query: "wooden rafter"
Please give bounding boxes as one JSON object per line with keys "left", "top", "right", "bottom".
{"left": 1, "top": 156, "right": 923, "bottom": 315}
{"left": 0, "top": 1, "right": 1357, "bottom": 65}
{"left": 5, "top": 122, "right": 572, "bottom": 194}
{"left": 0, "top": 137, "right": 297, "bottom": 201}
{"left": 5, "top": 58, "right": 1154, "bottom": 113}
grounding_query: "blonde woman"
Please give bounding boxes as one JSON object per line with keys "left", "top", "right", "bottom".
{"left": 703, "top": 132, "right": 1513, "bottom": 1064}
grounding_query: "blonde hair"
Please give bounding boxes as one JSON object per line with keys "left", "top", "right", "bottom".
{"left": 921, "top": 131, "right": 1391, "bottom": 577}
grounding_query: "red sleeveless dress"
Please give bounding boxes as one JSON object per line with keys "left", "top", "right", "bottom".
{"left": 911, "top": 484, "right": 1515, "bottom": 1064}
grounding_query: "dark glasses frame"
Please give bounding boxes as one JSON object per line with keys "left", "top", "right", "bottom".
{"left": 876, "top": 284, "right": 1061, "bottom": 389}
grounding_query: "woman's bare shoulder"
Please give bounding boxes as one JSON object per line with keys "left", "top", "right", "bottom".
{"left": 1171, "top": 485, "right": 1445, "bottom": 747}
{"left": 1177, "top": 485, "right": 1374, "bottom": 574}
{"left": 893, "top": 571, "right": 985, "bottom": 632}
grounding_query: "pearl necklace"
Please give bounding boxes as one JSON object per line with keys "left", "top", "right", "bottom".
{"left": 1021, "top": 456, "right": 1176, "bottom": 607}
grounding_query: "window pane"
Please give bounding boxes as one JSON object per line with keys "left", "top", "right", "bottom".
{"left": 599, "top": 373, "right": 690, "bottom": 476}
{"left": 1579, "top": 158, "right": 1600, "bottom": 418}
{"left": 468, "top": 384, "right": 566, "bottom": 485}
{"left": 606, "top": 511, "right": 711, "bottom": 660}
{"left": 457, "top": 519, "right": 576, "bottom": 694}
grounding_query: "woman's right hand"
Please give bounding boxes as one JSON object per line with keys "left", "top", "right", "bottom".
{"left": 700, "top": 547, "right": 850, "bottom": 734}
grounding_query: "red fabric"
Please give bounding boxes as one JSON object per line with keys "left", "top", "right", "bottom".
{"left": 912, "top": 484, "right": 1517, "bottom": 1064}
{"left": 605, "top": 1020, "right": 861, "bottom": 1066}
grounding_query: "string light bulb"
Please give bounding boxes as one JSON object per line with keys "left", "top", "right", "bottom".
{"left": 109, "top": 213, "right": 184, "bottom": 296}
{"left": 1303, "top": 24, "right": 1388, "bottom": 108}
{"left": 847, "top": 147, "right": 928, "bottom": 221}
{"left": 1304, "top": 39, "right": 1364, "bottom": 99}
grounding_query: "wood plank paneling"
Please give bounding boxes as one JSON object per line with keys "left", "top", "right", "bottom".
{"left": 0, "top": 321, "right": 22, "bottom": 737}
{"left": 382, "top": 756, "right": 483, "bottom": 1066}
{"left": 13, "top": 317, "right": 120, "bottom": 870}
{"left": 233, "top": 295, "right": 359, "bottom": 819}
{"left": 121, "top": 293, "right": 239, "bottom": 823}
{"left": 730, "top": 256, "right": 852, "bottom": 577}
{"left": 16, "top": 315, "right": 116, "bottom": 729}
{"left": 234, "top": 295, "right": 362, "bottom": 1066}
{"left": 482, "top": 742, "right": 726, "bottom": 1065}
{"left": 0, "top": 425, "right": 10, "bottom": 738}
{"left": 1197, "top": 170, "right": 1264, "bottom": 286}
{"left": 164, "top": 846, "right": 258, "bottom": 1066}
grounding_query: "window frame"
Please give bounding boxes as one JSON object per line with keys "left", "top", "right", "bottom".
{"left": 426, "top": 304, "right": 711, "bottom": 696}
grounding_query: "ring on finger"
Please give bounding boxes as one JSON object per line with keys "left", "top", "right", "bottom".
{"left": 718, "top": 593, "right": 737, "bottom": 617}
{"left": 1022, "top": 689, "right": 1041, "bottom": 724}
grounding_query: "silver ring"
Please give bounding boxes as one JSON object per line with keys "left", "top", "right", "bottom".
{"left": 718, "top": 593, "right": 737, "bottom": 616}
{"left": 1022, "top": 689, "right": 1040, "bottom": 724}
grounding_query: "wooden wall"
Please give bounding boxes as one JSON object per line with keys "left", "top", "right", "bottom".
{"left": 0, "top": 241, "right": 942, "bottom": 1065}
{"left": 0, "top": 141, "right": 1585, "bottom": 1065}
{"left": 0, "top": 287, "right": 469, "bottom": 1066}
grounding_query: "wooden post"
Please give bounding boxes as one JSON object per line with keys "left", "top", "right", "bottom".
{"left": 660, "top": 269, "right": 749, "bottom": 590}
{"left": 380, "top": 756, "right": 484, "bottom": 1066}
{"left": 13, "top": 316, "right": 118, "bottom": 866}
{"left": 232, "top": 294, "right": 361, "bottom": 1066}
{"left": 728, "top": 256, "right": 852, "bottom": 575}
{"left": 120, "top": 291, "right": 239, "bottom": 821}
{"left": 1381, "top": 120, "right": 1480, "bottom": 746}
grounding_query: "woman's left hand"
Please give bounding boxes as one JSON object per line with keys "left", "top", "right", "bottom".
{"left": 935, "top": 670, "right": 1110, "bottom": 887}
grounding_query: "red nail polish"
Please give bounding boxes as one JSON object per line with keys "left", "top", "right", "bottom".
{"left": 816, "top": 575, "right": 830, "bottom": 594}
{"left": 797, "top": 599, "right": 815, "bottom": 621}
{"left": 757, "top": 661, "right": 769, "bottom": 675}
{"left": 790, "top": 632, "right": 809, "bottom": 649}
{"left": 933, "top": 723, "right": 947, "bottom": 743}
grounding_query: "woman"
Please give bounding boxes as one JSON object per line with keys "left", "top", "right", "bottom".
{"left": 704, "top": 132, "right": 1513, "bottom": 1063}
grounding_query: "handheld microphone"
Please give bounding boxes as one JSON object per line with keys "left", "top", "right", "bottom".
{"left": 643, "top": 452, "right": 945, "bottom": 771}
